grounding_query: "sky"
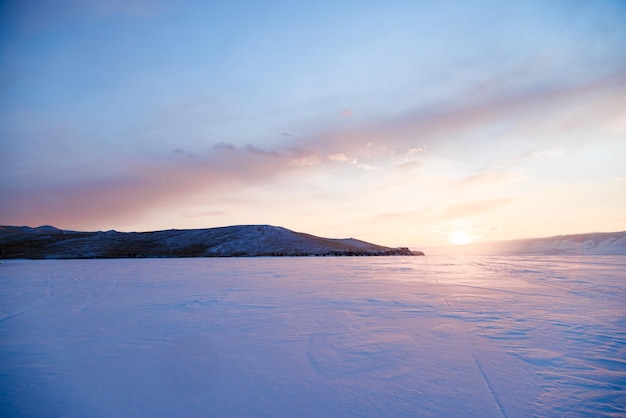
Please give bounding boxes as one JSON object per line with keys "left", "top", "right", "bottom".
{"left": 1, "top": 0, "right": 625, "bottom": 248}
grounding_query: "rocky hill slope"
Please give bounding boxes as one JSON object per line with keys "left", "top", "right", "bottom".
{"left": 0, "top": 225, "right": 420, "bottom": 259}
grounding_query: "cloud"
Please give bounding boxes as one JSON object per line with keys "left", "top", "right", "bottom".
{"left": 460, "top": 171, "right": 528, "bottom": 187}
{"left": 245, "top": 144, "right": 281, "bottom": 157}
{"left": 529, "top": 148, "right": 565, "bottom": 158}
{"left": 395, "top": 161, "right": 422, "bottom": 171}
{"left": 456, "top": 146, "right": 568, "bottom": 186}
{"left": 2, "top": 67, "right": 624, "bottom": 230}
{"left": 0, "top": 145, "right": 317, "bottom": 228}
{"left": 436, "top": 198, "right": 517, "bottom": 220}
{"left": 286, "top": 148, "right": 321, "bottom": 167}
{"left": 299, "top": 68, "right": 626, "bottom": 160}
{"left": 213, "top": 142, "right": 236, "bottom": 151}
{"left": 356, "top": 163, "right": 377, "bottom": 171}
{"left": 375, "top": 197, "right": 516, "bottom": 225}
{"left": 408, "top": 146, "right": 428, "bottom": 154}
{"left": 328, "top": 153, "right": 349, "bottom": 162}
{"left": 183, "top": 210, "right": 226, "bottom": 218}
{"left": 283, "top": 72, "right": 624, "bottom": 175}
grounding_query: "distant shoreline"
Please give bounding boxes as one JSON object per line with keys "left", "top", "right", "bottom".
{"left": 0, "top": 224, "right": 422, "bottom": 259}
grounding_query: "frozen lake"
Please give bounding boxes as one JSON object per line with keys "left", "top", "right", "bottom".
{"left": 1, "top": 256, "right": 625, "bottom": 417}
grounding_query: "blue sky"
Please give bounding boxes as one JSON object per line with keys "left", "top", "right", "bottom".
{"left": 1, "top": 0, "right": 625, "bottom": 247}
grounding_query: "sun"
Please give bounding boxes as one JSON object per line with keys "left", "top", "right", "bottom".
{"left": 450, "top": 230, "right": 472, "bottom": 245}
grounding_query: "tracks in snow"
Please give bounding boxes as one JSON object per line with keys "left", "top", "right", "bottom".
{"left": 467, "top": 346, "right": 506, "bottom": 417}
{"left": 432, "top": 267, "right": 508, "bottom": 417}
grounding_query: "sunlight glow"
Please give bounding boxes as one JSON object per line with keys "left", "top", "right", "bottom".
{"left": 450, "top": 230, "right": 472, "bottom": 245}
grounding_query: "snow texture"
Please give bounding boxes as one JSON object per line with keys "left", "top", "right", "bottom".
{"left": 1, "top": 256, "right": 625, "bottom": 417}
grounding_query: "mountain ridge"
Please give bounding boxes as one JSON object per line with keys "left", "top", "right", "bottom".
{"left": 426, "top": 230, "right": 626, "bottom": 256}
{"left": 0, "top": 224, "right": 420, "bottom": 259}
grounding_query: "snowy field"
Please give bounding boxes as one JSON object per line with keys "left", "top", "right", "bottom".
{"left": 1, "top": 256, "right": 625, "bottom": 417}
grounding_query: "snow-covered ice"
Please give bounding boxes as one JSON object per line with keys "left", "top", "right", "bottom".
{"left": 1, "top": 256, "right": 625, "bottom": 417}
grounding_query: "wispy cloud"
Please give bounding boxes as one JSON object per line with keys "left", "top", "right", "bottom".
{"left": 282, "top": 68, "right": 626, "bottom": 166}
{"left": 435, "top": 198, "right": 517, "bottom": 221}
{"left": 1, "top": 67, "right": 624, "bottom": 231}
{"left": 0, "top": 146, "right": 314, "bottom": 228}
{"left": 328, "top": 153, "right": 349, "bottom": 162}
{"left": 395, "top": 161, "right": 422, "bottom": 172}
{"left": 459, "top": 171, "right": 528, "bottom": 187}
{"left": 183, "top": 210, "right": 227, "bottom": 218}
{"left": 375, "top": 197, "right": 516, "bottom": 224}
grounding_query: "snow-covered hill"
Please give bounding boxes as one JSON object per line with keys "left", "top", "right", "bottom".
{"left": 430, "top": 231, "right": 626, "bottom": 256}
{"left": 0, "top": 225, "right": 417, "bottom": 259}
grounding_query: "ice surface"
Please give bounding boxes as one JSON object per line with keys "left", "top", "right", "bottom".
{"left": 1, "top": 256, "right": 625, "bottom": 417}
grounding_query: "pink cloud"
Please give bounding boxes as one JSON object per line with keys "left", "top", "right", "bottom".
{"left": 395, "top": 161, "right": 422, "bottom": 171}
{"left": 0, "top": 146, "right": 314, "bottom": 229}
